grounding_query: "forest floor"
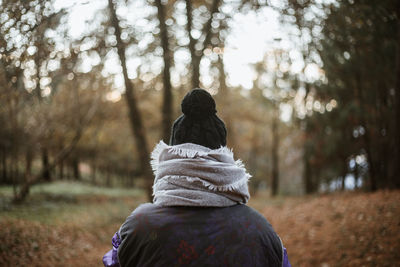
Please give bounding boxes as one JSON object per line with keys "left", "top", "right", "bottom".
{"left": 0, "top": 182, "right": 399, "bottom": 267}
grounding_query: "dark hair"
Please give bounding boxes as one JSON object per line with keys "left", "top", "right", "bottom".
{"left": 170, "top": 89, "right": 227, "bottom": 149}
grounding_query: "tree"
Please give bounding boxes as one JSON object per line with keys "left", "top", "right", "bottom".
{"left": 394, "top": 1, "right": 400, "bottom": 188}
{"left": 317, "top": 0, "right": 398, "bottom": 190}
{"left": 0, "top": 0, "right": 114, "bottom": 202}
{"left": 108, "top": 0, "right": 153, "bottom": 200}
{"left": 185, "top": 0, "right": 221, "bottom": 89}
{"left": 155, "top": 0, "right": 173, "bottom": 143}
{"left": 249, "top": 49, "right": 297, "bottom": 196}
{"left": 277, "top": 0, "right": 399, "bottom": 192}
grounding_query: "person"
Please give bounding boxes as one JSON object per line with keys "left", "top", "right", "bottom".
{"left": 103, "top": 88, "right": 291, "bottom": 267}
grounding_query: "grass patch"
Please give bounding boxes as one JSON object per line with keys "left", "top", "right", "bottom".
{"left": 0, "top": 181, "right": 146, "bottom": 226}
{"left": 0, "top": 181, "right": 143, "bottom": 198}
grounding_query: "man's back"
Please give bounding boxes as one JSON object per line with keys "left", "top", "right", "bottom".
{"left": 118, "top": 203, "right": 283, "bottom": 267}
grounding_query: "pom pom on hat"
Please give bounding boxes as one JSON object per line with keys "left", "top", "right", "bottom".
{"left": 170, "top": 88, "right": 227, "bottom": 149}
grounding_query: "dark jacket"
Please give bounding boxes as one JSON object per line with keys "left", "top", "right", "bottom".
{"left": 115, "top": 203, "right": 284, "bottom": 267}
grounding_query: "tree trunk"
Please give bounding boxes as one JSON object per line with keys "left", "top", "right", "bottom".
{"left": 41, "top": 148, "right": 51, "bottom": 181}
{"left": 192, "top": 57, "right": 201, "bottom": 89}
{"left": 185, "top": 0, "right": 198, "bottom": 89}
{"left": 216, "top": 55, "right": 235, "bottom": 147}
{"left": 271, "top": 109, "right": 279, "bottom": 196}
{"left": 72, "top": 157, "right": 80, "bottom": 180}
{"left": 304, "top": 155, "right": 313, "bottom": 194}
{"left": 108, "top": 0, "right": 153, "bottom": 201}
{"left": 1, "top": 148, "right": 7, "bottom": 183}
{"left": 185, "top": 0, "right": 220, "bottom": 89}
{"left": 303, "top": 121, "right": 315, "bottom": 194}
{"left": 217, "top": 55, "right": 227, "bottom": 94}
{"left": 341, "top": 158, "right": 347, "bottom": 191}
{"left": 247, "top": 128, "right": 260, "bottom": 196}
{"left": 11, "top": 153, "right": 17, "bottom": 196}
{"left": 354, "top": 73, "right": 377, "bottom": 191}
{"left": 394, "top": 2, "right": 400, "bottom": 188}
{"left": 35, "top": 37, "right": 51, "bottom": 183}
{"left": 155, "top": 0, "right": 173, "bottom": 143}
{"left": 25, "top": 149, "right": 33, "bottom": 179}
{"left": 363, "top": 128, "right": 377, "bottom": 191}
{"left": 91, "top": 161, "right": 96, "bottom": 185}
{"left": 199, "top": 0, "right": 220, "bottom": 55}
{"left": 59, "top": 160, "right": 64, "bottom": 179}
{"left": 12, "top": 156, "right": 19, "bottom": 183}
{"left": 353, "top": 161, "right": 359, "bottom": 189}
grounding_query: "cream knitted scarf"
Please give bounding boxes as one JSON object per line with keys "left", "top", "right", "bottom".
{"left": 151, "top": 141, "right": 251, "bottom": 207}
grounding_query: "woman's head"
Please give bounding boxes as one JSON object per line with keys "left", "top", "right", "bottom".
{"left": 170, "top": 88, "right": 227, "bottom": 149}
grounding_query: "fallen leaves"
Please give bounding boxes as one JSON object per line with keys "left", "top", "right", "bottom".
{"left": 0, "top": 190, "right": 399, "bottom": 266}
{"left": 262, "top": 190, "right": 400, "bottom": 267}
{"left": 0, "top": 218, "right": 109, "bottom": 267}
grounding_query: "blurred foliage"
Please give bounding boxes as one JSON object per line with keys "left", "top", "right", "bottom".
{"left": 299, "top": 0, "right": 399, "bottom": 191}
{"left": 0, "top": 0, "right": 399, "bottom": 201}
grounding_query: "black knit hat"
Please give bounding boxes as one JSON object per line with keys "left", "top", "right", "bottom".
{"left": 170, "top": 88, "right": 227, "bottom": 149}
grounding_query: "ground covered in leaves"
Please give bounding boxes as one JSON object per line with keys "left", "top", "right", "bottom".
{"left": 0, "top": 182, "right": 399, "bottom": 266}
{"left": 253, "top": 190, "right": 400, "bottom": 267}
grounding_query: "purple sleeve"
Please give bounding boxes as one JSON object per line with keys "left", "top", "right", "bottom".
{"left": 283, "top": 247, "right": 291, "bottom": 267}
{"left": 102, "top": 232, "right": 121, "bottom": 267}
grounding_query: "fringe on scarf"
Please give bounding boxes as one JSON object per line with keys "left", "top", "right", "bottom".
{"left": 152, "top": 174, "right": 251, "bottom": 194}
{"left": 150, "top": 141, "right": 246, "bottom": 175}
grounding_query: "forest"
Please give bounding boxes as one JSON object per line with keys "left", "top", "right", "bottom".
{"left": 1, "top": 0, "right": 399, "bottom": 266}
